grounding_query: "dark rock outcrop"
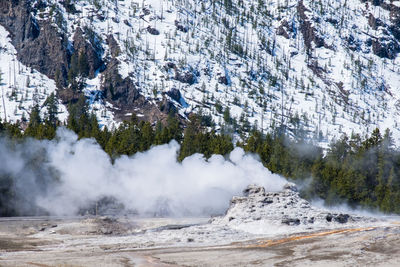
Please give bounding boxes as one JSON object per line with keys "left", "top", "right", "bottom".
{"left": 282, "top": 217, "right": 301, "bottom": 226}
{"left": 371, "top": 37, "right": 399, "bottom": 59}
{"left": 326, "top": 213, "right": 350, "bottom": 224}
{"left": 106, "top": 34, "right": 120, "bottom": 58}
{"left": 347, "top": 35, "right": 362, "bottom": 52}
{"left": 175, "top": 20, "right": 188, "bottom": 33}
{"left": 175, "top": 71, "right": 196, "bottom": 85}
{"left": 218, "top": 76, "right": 229, "bottom": 85}
{"left": 165, "top": 62, "right": 198, "bottom": 85}
{"left": 72, "top": 27, "right": 105, "bottom": 78}
{"left": 243, "top": 184, "right": 266, "bottom": 197}
{"left": 297, "top": 0, "right": 325, "bottom": 55}
{"left": 276, "top": 20, "right": 290, "bottom": 39}
{"left": 100, "top": 58, "right": 174, "bottom": 124}
{"left": 363, "top": 0, "right": 400, "bottom": 59}
{"left": 334, "top": 214, "right": 350, "bottom": 224}
{"left": 0, "top": 0, "right": 70, "bottom": 82}
{"left": 159, "top": 97, "right": 177, "bottom": 114}
{"left": 147, "top": 26, "right": 160, "bottom": 35}
{"left": 166, "top": 88, "right": 182, "bottom": 103}
{"left": 165, "top": 62, "right": 176, "bottom": 69}
{"left": 368, "top": 13, "right": 383, "bottom": 30}
{"left": 101, "top": 58, "right": 140, "bottom": 106}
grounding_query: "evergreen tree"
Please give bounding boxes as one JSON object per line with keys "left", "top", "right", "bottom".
{"left": 67, "top": 94, "right": 90, "bottom": 136}
{"left": 78, "top": 52, "right": 90, "bottom": 77}
{"left": 68, "top": 52, "right": 78, "bottom": 85}
{"left": 44, "top": 93, "right": 58, "bottom": 126}
{"left": 223, "top": 107, "right": 231, "bottom": 124}
{"left": 24, "top": 105, "right": 41, "bottom": 137}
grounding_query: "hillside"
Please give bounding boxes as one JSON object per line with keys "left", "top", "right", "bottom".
{"left": 1, "top": 0, "right": 400, "bottom": 144}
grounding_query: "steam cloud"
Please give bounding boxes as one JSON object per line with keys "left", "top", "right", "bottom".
{"left": 0, "top": 128, "right": 288, "bottom": 216}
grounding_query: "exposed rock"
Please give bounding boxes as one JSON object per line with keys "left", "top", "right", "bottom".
{"left": 389, "top": 6, "right": 400, "bottom": 41}
{"left": 175, "top": 20, "right": 189, "bottom": 33}
{"left": 142, "top": 8, "right": 151, "bottom": 15}
{"left": 100, "top": 59, "right": 173, "bottom": 124}
{"left": 281, "top": 217, "right": 300, "bottom": 226}
{"left": 101, "top": 58, "right": 140, "bottom": 105}
{"left": 0, "top": 0, "right": 70, "bottom": 82}
{"left": 297, "top": 0, "right": 325, "bottom": 55}
{"left": 307, "top": 59, "right": 325, "bottom": 78}
{"left": 147, "top": 26, "right": 160, "bottom": 35}
{"left": 243, "top": 184, "right": 266, "bottom": 197}
{"left": 363, "top": 1, "right": 400, "bottom": 59}
{"left": 371, "top": 37, "right": 399, "bottom": 59}
{"left": 283, "top": 182, "right": 298, "bottom": 192}
{"left": 347, "top": 34, "right": 362, "bottom": 52}
{"left": 325, "top": 17, "right": 338, "bottom": 25}
{"left": 57, "top": 87, "right": 81, "bottom": 105}
{"left": 276, "top": 20, "right": 290, "bottom": 39}
{"left": 334, "top": 214, "right": 350, "bottom": 224}
{"left": 72, "top": 27, "right": 105, "bottom": 78}
{"left": 106, "top": 34, "right": 121, "bottom": 58}
{"left": 218, "top": 76, "right": 229, "bottom": 85}
{"left": 175, "top": 71, "right": 196, "bottom": 85}
{"left": 83, "top": 216, "right": 133, "bottom": 235}
{"left": 159, "top": 97, "right": 177, "bottom": 114}
{"left": 165, "top": 62, "right": 176, "bottom": 69}
{"left": 166, "top": 88, "right": 182, "bottom": 103}
{"left": 368, "top": 13, "right": 383, "bottom": 30}
{"left": 123, "top": 19, "right": 131, "bottom": 27}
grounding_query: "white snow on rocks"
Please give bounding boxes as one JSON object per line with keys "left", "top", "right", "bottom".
{"left": 0, "top": 25, "right": 68, "bottom": 124}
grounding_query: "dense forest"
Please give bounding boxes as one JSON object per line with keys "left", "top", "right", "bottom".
{"left": 0, "top": 96, "right": 400, "bottom": 215}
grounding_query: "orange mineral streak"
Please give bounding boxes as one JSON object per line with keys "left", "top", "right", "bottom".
{"left": 244, "top": 227, "right": 376, "bottom": 248}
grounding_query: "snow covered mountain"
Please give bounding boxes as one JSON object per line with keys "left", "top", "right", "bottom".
{"left": 1, "top": 0, "right": 400, "bottom": 144}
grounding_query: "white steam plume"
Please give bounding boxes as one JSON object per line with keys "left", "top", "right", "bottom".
{"left": 4, "top": 128, "right": 288, "bottom": 216}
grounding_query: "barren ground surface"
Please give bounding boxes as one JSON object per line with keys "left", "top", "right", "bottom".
{"left": 0, "top": 216, "right": 400, "bottom": 267}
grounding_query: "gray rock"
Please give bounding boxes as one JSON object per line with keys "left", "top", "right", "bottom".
{"left": 167, "top": 88, "right": 182, "bottom": 103}
{"left": 72, "top": 27, "right": 105, "bottom": 78}
{"left": 283, "top": 183, "right": 298, "bottom": 192}
{"left": 0, "top": 0, "right": 70, "bottom": 83}
{"left": 243, "top": 184, "right": 266, "bottom": 197}
{"left": 334, "top": 214, "right": 350, "bottom": 224}
{"left": 281, "top": 217, "right": 300, "bottom": 226}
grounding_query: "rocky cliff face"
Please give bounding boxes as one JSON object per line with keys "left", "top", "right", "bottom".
{"left": 0, "top": 0, "right": 170, "bottom": 126}
{"left": 0, "top": 0, "right": 70, "bottom": 81}
{"left": 1, "top": 0, "right": 400, "bottom": 141}
{"left": 72, "top": 27, "right": 105, "bottom": 79}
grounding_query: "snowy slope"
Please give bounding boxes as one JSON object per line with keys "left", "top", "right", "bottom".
{"left": 1, "top": 0, "right": 400, "bottom": 145}
{"left": 0, "top": 25, "right": 68, "bottom": 124}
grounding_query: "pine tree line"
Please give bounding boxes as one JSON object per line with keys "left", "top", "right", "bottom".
{"left": 242, "top": 128, "right": 400, "bottom": 213}
{"left": 1, "top": 99, "right": 400, "bottom": 214}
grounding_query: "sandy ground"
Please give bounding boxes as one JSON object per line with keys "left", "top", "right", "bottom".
{"left": 0, "top": 217, "right": 400, "bottom": 266}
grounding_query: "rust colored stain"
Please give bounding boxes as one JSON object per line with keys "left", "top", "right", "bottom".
{"left": 243, "top": 227, "right": 376, "bottom": 248}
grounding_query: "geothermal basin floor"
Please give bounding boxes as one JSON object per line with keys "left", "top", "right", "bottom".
{"left": 0, "top": 216, "right": 400, "bottom": 266}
